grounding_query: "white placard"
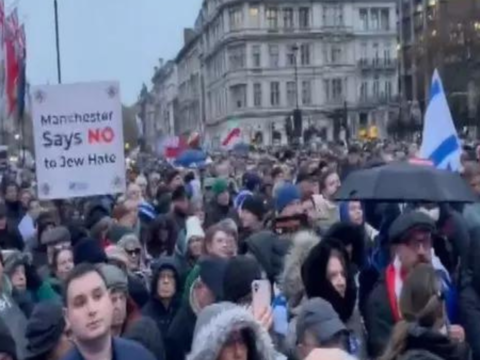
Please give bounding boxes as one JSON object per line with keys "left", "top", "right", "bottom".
{"left": 31, "top": 81, "right": 126, "bottom": 199}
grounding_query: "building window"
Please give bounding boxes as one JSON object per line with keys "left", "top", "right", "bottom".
{"left": 373, "top": 43, "right": 380, "bottom": 65}
{"left": 335, "top": 5, "right": 344, "bottom": 26}
{"left": 300, "top": 44, "right": 311, "bottom": 65}
{"left": 322, "top": 6, "right": 328, "bottom": 26}
{"left": 270, "top": 82, "right": 280, "bottom": 106}
{"left": 286, "top": 45, "right": 296, "bottom": 66}
{"left": 360, "top": 42, "right": 368, "bottom": 63}
{"left": 230, "top": 84, "right": 247, "bottom": 109}
{"left": 332, "top": 79, "right": 343, "bottom": 101}
{"left": 360, "top": 80, "right": 368, "bottom": 100}
{"left": 283, "top": 8, "right": 294, "bottom": 28}
{"left": 371, "top": 9, "right": 379, "bottom": 30}
{"left": 381, "top": 9, "right": 390, "bottom": 30}
{"left": 287, "top": 81, "right": 296, "bottom": 107}
{"left": 269, "top": 44, "right": 279, "bottom": 67}
{"left": 302, "top": 80, "right": 312, "bottom": 105}
{"left": 266, "top": 7, "right": 279, "bottom": 29}
{"left": 331, "top": 44, "right": 342, "bottom": 64}
{"left": 385, "top": 79, "right": 392, "bottom": 99}
{"left": 229, "top": 44, "right": 246, "bottom": 70}
{"left": 254, "top": 83, "right": 262, "bottom": 107}
{"left": 299, "top": 7, "right": 310, "bottom": 28}
{"left": 359, "top": 9, "right": 369, "bottom": 30}
{"left": 383, "top": 43, "right": 391, "bottom": 64}
{"left": 229, "top": 7, "right": 243, "bottom": 31}
{"left": 250, "top": 5, "right": 260, "bottom": 28}
{"left": 252, "top": 45, "right": 261, "bottom": 67}
{"left": 373, "top": 76, "right": 380, "bottom": 98}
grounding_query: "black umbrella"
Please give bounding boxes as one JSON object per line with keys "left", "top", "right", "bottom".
{"left": 335, "top": 161, "right": 475, "bottom": 203}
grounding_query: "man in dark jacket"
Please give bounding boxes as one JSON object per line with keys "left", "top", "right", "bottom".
{"left": 166, "top": 257, "right": 228, "bottom": 360}
{"left": 204, "top": 178, "right": 237, "bottom": 228}
{"left": 142, "top": 258, "right": 180, "bottom": 337}
{"left": 0, "top": 203, "right": 24, "bottom": 251}
{"left": 363, "top": 211, "right": 458, "bottom": 358}
{"left": 62, "top": 263, "right": 155, "bottom": 360}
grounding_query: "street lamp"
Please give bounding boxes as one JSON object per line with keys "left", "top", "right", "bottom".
{"left": 292, "top": 45, "right": 299, "bottom": 109}
{"left": 54, "top": 0, "right": 62, "bottom": 83}
{"left": 14, "top": 133, "right": 20, "bottom": 141}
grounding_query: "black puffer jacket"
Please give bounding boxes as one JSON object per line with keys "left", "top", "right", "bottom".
{"left": 459, "top": 225, "right": 480, "bottom": 360}
{"left": 142, "top": 257, "right": 181, "bottom": 337}
{"left": 394, "top": 326, "right": 470, "bottom": 360}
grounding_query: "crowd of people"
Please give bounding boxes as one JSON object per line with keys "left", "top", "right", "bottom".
{"left": 0, "top": 142, "right": 479, "bottom": 360}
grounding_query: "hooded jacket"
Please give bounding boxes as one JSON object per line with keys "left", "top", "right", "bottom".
{"left": 0, "top": 275, "right": 27, "bottom": 360}
{"left": 142, "top": 257, "right": 181, "bottom": 337}
{"left": 174, "top": 216, "right": 204, "bottom": 279}
{"left": 187, "top": 302, "right": 283, "bottom": 360}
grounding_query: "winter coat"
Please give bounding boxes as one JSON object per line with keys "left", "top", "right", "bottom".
{"left": 459, "top": 228, "right": 480, "bottom": 360}
{"left": 142, "top": 258, "right": 181, "bottom": 337}
{"left": 123, "top": 316, "right": 165, "bottom": 360}
{"left": 363, "top": 272, "right": 397, "bottom": 358}
{"left": 62, "top": 337, "right": 156, "bottom": 360}
{"left": 245, "top": 230, "right": 290, "bottom": 284}
{"left": 187, "top": 302, "right": 284, "bottom": 360}
{"left": 0, "top": 224, "right": 24, "bottom": 251}
{"left": 279, "top": 231, "right": 320, "bottom": 355}
{"left": 204, "top": 201, "right": 237, "bottom": 229}
{"left": 0, "top": 276, "right": 27, "bottom": 360}
{"left": 165, "top": 301, "right": 197, "bottom": 360}
{"left": 301, "top": 239, "right": 363, "bottom": 355}
{"left": 392, "top": 326, "right": 470, "bottom": 360}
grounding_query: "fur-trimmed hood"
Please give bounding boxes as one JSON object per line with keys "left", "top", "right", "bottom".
{"left": 187, "top": 302, "right": 277, "bottom": 360}
{"left": 280, "top": 231, "right": 320, "bottom": 310}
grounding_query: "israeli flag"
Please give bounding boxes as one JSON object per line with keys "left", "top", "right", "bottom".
{"left": 419, "top": 69, "right": 461, "bottom": 171}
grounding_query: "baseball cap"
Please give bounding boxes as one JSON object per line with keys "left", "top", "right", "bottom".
{"left": 296, "top": 298, "right": 347, "bottom": 344}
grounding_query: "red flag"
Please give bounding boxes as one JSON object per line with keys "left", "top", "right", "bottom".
{"left": 221, "top": 127, "right": 241, "bottom": 147}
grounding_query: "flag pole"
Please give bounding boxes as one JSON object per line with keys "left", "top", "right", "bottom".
{"left": 54, "top": 0, "right": 61, "bottom": 84}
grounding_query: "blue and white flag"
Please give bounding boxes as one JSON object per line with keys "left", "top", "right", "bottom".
{"left": 419, "top": 69, "right": 461, "bottom": 171}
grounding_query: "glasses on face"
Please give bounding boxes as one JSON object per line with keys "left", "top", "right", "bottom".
{"left": 126, "top": 248, "right": 141, "bottom": 256}
{"left": 406, "top": 234, "right": 432, "bottom": 251}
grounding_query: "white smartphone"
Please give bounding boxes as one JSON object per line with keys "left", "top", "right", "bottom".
{"left": 252, "top": 280, "right": 272, "bottom": 313}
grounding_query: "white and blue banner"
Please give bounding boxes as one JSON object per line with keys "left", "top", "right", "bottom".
{"left": 419, "top": 69, "right": 461, "bottom": 171}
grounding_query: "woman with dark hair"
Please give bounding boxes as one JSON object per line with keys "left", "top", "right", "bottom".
{"left": 147, "top": 215, "right": 178, "bottom": 258}
{"left": 380, "top": 264, "right": 469, "bottom": 360}
{"left": 48, "top": 247, "right": 74, "bottom": 296}
{"left": 301, "top": 240, "right": 363, "bottom": 357}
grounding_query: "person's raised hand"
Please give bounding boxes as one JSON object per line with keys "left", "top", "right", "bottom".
{"left": 448, "top": 325, "right": 465, "bottom": 343}
{"left": 253, "top": 305, "right": 273, "bottom": 331}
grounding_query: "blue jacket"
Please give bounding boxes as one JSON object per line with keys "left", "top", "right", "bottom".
{"left": 62, "top": 337, "right": 156, "bottom": 360}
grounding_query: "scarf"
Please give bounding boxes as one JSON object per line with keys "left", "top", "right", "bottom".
{"left": 386, "top": 252, "right": 452, "bottom": 322}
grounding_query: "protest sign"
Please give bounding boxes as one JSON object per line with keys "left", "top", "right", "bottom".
{"left": 31, "top": 81, "right": 126, "bottom": 199}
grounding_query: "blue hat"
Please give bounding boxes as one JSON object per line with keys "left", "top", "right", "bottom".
{"left": 275, "top": 184, "right": 301, "bottom": 213}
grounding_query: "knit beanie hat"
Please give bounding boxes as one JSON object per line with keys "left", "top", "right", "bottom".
{"left": 223, "top": 256, "right": 262, "bottom": 303}
{"left": 212, "top": 178, "right": 229, "bottom": 196}
{"left": 241, "top": 195, "right": 266, "bottom": 221}
{"left": 73, "top": 238, "right": 107, "bottom": 265}
{"left": 98, "top": 264, "right": 128, "bottom": 293}
{"left": 275, "top": 183, "right": 301, "bottom": 213}
{"left": 40, "top": 226, "right": 71, "bottom": 247}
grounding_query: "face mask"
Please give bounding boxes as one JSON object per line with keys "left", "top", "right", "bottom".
{"left": 418, "top": 207, "right": 440, "bottom": 222}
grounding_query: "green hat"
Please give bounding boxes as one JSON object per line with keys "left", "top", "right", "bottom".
{"left": 212, "top": 178, "right": 229, "bottom": 196}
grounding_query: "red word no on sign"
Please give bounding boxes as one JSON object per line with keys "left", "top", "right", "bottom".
{"left": 88, "top": 127, "right": 115, "bottom": 144}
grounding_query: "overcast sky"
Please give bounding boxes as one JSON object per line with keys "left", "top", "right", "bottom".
{"left": 12, "top": 0, "right": 199, "bottom": 105}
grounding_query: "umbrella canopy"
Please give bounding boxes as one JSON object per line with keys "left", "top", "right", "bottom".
{"left": 335, "top": 161, "right": 475, "bottom": 203}
{"left": 174, "top": 149, "right": 207, "bottom": 168}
